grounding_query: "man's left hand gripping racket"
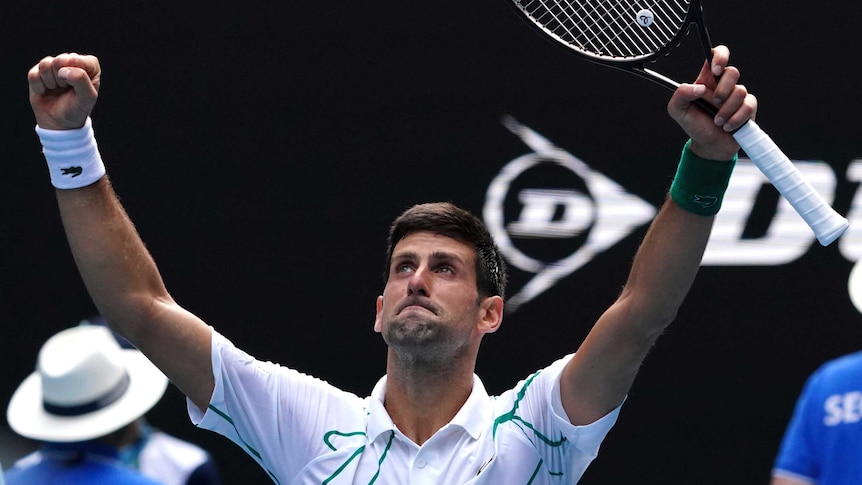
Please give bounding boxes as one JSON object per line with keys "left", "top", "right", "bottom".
{"left": 509, "top": 0, "right": 848, "bottom": 246}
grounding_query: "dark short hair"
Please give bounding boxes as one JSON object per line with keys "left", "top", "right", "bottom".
{"left": 383, "top": 202, "right": 507, "bottom": 299}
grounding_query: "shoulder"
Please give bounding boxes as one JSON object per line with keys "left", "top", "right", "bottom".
{"left": 494, "top": 354, "right": 575, "bottom": 400}
{"left": 5, "top": 451, "right": 52, "bottom": 483}
{"left": 792, "top": 351, "right": 862, "bottom": 406}
{"left": 7, "top": 450, "right": 43, "bottom": 471}
{"left": 822, "top": 350, "right": 862, "bottom": 372}
{"left": 5, "top": 456, "right": 160, "bottom": 485}
{"left": 810, "top": 350, "right": 862, "bottom": 383}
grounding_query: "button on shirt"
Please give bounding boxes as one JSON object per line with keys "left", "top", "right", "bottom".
{"left": 189, "top": 330, "right": 622, "bottom": 484}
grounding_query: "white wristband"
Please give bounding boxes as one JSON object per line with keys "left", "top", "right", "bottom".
{"left": 36, "top": 117, "right": 106, "bottom": 189}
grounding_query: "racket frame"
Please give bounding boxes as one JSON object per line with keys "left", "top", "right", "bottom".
{"left": 507, "top": 0, "right": 848, "bottom": 245}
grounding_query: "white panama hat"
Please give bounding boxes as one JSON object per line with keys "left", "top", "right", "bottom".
{"left": 6, "top": 325, "right": 168, "bottom": 442}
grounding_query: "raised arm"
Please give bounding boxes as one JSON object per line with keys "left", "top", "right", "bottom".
{"left": 559, "top": 46, "right": 757, "bottom": 424}
{"left": 28, "top": 54, "right": 214, "bottom": 411}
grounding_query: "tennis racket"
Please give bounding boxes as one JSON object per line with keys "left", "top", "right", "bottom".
{"left": 509, "top": 0, "right": 848, "bottom": 246}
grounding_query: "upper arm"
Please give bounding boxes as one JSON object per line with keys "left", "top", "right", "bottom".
{"left": 559, "top": 296, "right": 664, "bottom": 425}
{"left": 559, "top": 200, "right": 714, "bottom": 425}
{"left": 110, "top": 299, "right": 215, "bottom": 412}
{"left": 56, "top": 180, "right": 215, "bottom": 412}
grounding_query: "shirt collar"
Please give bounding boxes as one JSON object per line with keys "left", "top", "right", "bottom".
{"left": 366, "top": 373, "right": 492, "bottom": 443}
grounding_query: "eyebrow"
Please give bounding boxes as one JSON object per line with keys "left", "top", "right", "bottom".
{"left": 392, "top": 250, "right": 467, "bottom": 266}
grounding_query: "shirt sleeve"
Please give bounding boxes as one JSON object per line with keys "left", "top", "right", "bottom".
{"left": 498, "top": 354, "right": 623, "bottom": 479}
{"left": 187, "top": 329, "right": 366, "bottom": 483}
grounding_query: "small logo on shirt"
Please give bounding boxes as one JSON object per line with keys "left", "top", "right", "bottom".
{"left": 61, "top": 166, "right": 83, "bottom": 177}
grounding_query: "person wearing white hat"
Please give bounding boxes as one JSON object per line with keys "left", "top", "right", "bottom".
{"left": 4, "top": 325, "right": 166, "bottom": 484}
{"left": 5, "top": 322, "right": 221, "bottom": 485}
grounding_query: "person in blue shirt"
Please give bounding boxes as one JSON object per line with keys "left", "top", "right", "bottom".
{"left": 4, "top": 325, "right": 166, "bottom": 485}
{"left": 4, "top": 441, "right": 161, "bottom": 485}
{"left": 771, "top": 350, "right": 862, "bottom": 485}
{"left": 83, "top": 316, "right": 222, "bottom": 485}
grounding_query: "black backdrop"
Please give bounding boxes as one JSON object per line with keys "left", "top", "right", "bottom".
{"left": 2, "top": 1, "right": 861, "bottom": 483}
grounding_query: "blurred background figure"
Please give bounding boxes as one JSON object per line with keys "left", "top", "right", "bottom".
{"left": 4, "top": 322, "right": 221, "bottom": 485}
{"left": 4, "top": 325, "right": 166, "bottom": 484}
{"left": 770, "top": 350, "right": 862, "bottom": 485}
{"left": 83, "top": 316, "right": 222, "bottom": 485}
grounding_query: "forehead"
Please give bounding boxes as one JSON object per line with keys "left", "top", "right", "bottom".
{"left": 392, "top": 231, "right": 476, "bottom": 261}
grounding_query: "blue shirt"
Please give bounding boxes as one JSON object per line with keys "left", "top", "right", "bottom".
{"left": 773, "top": 350, "right": 862, "bottom": 485}
{"left": 4, "top": 441, "right": 161, "bottom": 485}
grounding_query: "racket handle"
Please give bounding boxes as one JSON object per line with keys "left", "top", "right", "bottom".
{"left": 732, "top": 121, "right": 848, "bottom": 246}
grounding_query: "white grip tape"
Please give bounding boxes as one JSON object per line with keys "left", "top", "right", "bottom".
{"left": 36, "top": 117, "right": 106, "bottom": 190}
{"left": 733, "top": 121, "right": 848, "bottom": 246}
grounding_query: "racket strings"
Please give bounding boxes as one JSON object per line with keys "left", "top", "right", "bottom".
{"left": 515, "top": 0, "right": 690, "bottom": 59}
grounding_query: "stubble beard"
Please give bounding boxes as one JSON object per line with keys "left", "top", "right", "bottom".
{"left": 382, "top": 314, "right": 461, "bottom": 369}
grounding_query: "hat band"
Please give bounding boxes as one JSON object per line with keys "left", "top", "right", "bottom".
{"left": 43, "top": 372, "right": 131, "bottom": 417}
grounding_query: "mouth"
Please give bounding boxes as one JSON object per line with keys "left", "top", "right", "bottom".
{"left": 397, "top": 297, "right": 437, "bottom": 315}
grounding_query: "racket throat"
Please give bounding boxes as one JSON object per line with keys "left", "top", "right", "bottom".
{"left": 639, "top": 68, "right": 680, "bottom": 91}
{"left": 632, "top": 67, "right": 719, "bottom": 117}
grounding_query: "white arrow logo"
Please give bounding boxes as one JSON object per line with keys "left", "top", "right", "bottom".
{"left": 484, "top": 117, "right": 656, "bottom": 312}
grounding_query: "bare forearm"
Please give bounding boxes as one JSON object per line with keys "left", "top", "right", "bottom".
{"left": 562, "top": 197, "right": 714, "bottom": 424}
{"left": 560, "top": 46, "right": 754, "bottom": 426}
{"left": 56, "top": 176, "right": 214, "bottom": 408}
{"left": 57, "top": 177, "right": 171, "bottom": 335}
{"left": 620, "top": 196, "right": 713, "bottom": 324}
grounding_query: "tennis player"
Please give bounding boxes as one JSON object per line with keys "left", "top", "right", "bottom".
{"left": 26, "top": 47, "right": 754, "bottom": 483}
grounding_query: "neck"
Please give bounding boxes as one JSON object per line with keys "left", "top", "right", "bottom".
{"left": 97, "top": 419, "right": 141, "bottom": 448}
{"left": 383, "top": 351, "right": 475, "bottom": 445}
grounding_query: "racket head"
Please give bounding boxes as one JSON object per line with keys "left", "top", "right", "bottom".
{"left": 511, "top": 0, "right": 704, "bottom": 66}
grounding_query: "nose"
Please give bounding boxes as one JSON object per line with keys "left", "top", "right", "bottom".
{"left": 407, "top": 265, "right": 430, "bottom": 296}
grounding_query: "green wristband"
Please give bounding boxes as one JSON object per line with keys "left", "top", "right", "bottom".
{"left": 669, "top": 139, "right": 737, "bottom": 216}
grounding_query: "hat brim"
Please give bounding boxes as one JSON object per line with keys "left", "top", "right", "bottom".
{"left": 6, "top": 350, "right": 169, "bottom": 442}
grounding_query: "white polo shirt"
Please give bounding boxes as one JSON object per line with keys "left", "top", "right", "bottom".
{"left": 189, "top": 330, "right": 621, "bottom": 484}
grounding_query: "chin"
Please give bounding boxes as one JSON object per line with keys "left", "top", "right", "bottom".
{"left": 382, "top": 318, "right": 440, "bottom": 347}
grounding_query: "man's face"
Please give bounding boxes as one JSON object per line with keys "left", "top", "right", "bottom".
{"left": 375, "top": 231, "right": 484, "bottom": 361}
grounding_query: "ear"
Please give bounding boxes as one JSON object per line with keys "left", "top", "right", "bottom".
{"left": 374, "top": 295, "right": 384, "bottom": 333}
{"left": 477, "top": 295, "right": 504, "bottom": 334}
